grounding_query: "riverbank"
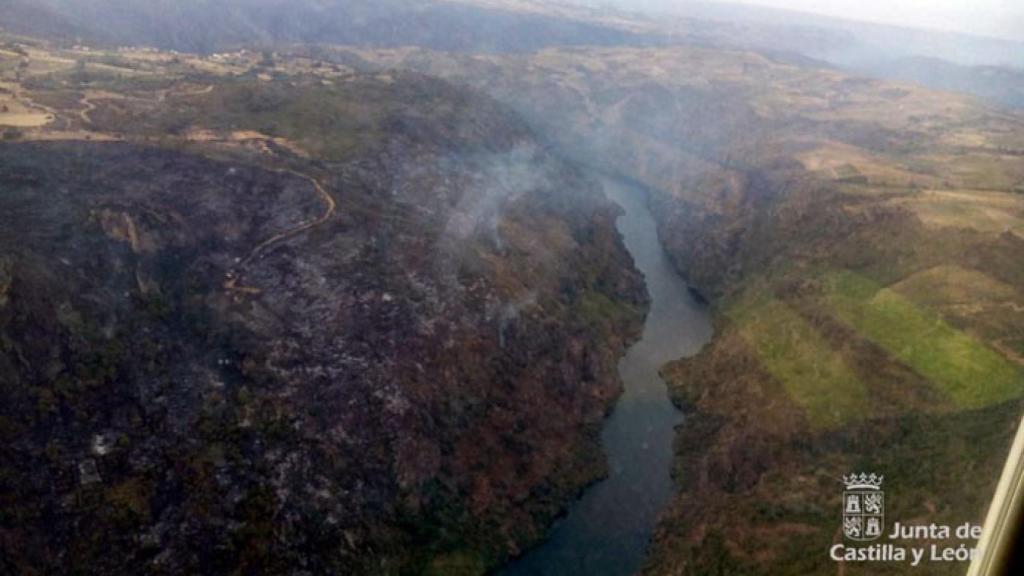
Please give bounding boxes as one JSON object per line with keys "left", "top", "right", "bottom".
{"left": 642, "top": 154, "right": 1024, "bottom": 575}
{"left": 502, "top": 177, "right": 711, "bottom": 575}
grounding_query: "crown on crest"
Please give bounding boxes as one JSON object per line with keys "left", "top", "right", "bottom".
{"left": 843, "top": 472, "right": 883, "bottom": 490}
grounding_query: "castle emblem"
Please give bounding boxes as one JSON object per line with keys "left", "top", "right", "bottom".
{"left": 842, "top": 473, "right": 884, "bottom": 541}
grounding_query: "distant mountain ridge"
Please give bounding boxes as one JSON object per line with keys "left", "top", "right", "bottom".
{"left": 848, "top": 55, "right": 1024, "bottom": 109}
{"left": 1, "top": 0, "right": 658, "bottom": 53}
{"left": 6, "top": 0, "right": 1024, "bottom": 110}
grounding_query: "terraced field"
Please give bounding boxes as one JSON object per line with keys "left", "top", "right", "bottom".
{"left": 822, "top": 270, "right": 1024, "bottom": 409}
{"left": 728, "top": 289, "right": 869, "bottom": 429}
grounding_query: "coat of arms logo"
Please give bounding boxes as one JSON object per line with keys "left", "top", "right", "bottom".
{"left": 842, "top": 473, "right": 884, "bottom": 541}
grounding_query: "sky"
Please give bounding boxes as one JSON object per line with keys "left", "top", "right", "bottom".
{"left": 582, "top": 0, "right": 1024, "bottom": 42}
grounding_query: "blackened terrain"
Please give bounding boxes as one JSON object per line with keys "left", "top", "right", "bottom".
{"left": 0, "top": 71, "right": 647, "bottom": 575}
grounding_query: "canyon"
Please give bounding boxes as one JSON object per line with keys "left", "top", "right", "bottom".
{"left": 2, "top": 2, "right": 1024, "bottom": 575}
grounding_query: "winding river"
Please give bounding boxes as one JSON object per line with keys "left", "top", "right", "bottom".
{"left": 501, "top": 177, "right": 713, "bottom": 575}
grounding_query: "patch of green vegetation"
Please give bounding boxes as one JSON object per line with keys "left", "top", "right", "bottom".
{"left": 427, "top": 550, "right": 487, "bottom": 576}
{"left": 148, "top": 72, "right": 521, "bottom": 162}
{"left": 834, "top": 164, "right": 868, "bottom": 184}
{"left": 868, "top": 401, "right": 1020, "bottom": 520}
{"left": 728, "top": 289, "right": 869, "bottom": 428}
{"left": 685, "top": 530, "right": 752, "bottom": 575}
{"left": 574, "top": 289, "right": 638, "bottom": 332}
{"left": 81, "top": 54, "right": 144, "bottom": 71}
{"left": 1008, "top": 338, "right": 1024, "bottom": 357}
{"left": 152, "top": 79, "right": 401, "bottom": 160}
{"left": 105, "top": 477, "right": 152, "bottom": 523}
{"left": 822, "top": 270, "right": 1024, "bottom": 408}
{"left": 22, "top": 67, "right": 177, "bottom": 94}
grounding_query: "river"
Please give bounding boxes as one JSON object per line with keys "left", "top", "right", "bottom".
{"left": 500, "top": 177, "right": 713, "bottom": 575}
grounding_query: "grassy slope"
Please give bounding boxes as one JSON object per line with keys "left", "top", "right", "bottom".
{"left": 822, "top": 270, "right": 1023, "bottom": 409}
{"left": 728, "top": 289, "right": 869, "bottom": 429}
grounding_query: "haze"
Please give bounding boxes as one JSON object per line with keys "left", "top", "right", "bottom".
{"left": 582, "top": 0, "right": 1024, "bottom": 41}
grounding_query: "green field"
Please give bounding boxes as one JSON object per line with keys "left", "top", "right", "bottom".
{"left": 728, "top": 291, "right": 869, "bottom": 428}
{"left": 822, "top": 270, "right": 1024, "bottom": 408}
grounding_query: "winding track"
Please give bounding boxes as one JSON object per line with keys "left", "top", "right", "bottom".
{"left": 238, "top": 168, "right": 336, "bottom": 267}
{"left": 78, "top": 94, "right": 97, "bottom": 124}
{"left": 224, "top": 167, "right": 336, "bottom": 294}
{"left": 66, "top": 82, "right": 334, "bottom": 295}
{"left": 25, "top": 80, "right": 332, "bottom": 295}
{"left": 78, "top": 84, "right": 213, "bottom": 125}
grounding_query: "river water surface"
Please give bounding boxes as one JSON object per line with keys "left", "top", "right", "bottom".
{"left": 501, "top": 178, "right": 713, "bottom": 575}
